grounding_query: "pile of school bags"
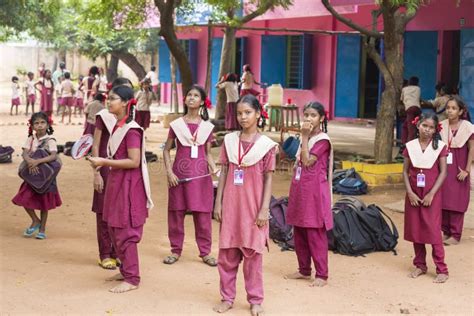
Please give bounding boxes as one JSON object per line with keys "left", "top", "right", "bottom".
{"left": 269, "top": 196, "right": 398, "bottom": 256}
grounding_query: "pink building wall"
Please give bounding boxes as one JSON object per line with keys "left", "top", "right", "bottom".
{"left": 170, "top": 0, "right": 474, "bottom": 117}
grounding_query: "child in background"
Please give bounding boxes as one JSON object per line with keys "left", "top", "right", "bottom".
{"left": 240, "top": 65, "right": 261, "bottom": 97}
{"left": 439, "top": 97, "right": 474, "bottom": 245}
{"left": 135, "top": 79, "right": 154, "bottom": 131}
{"left": 11, "top": 76, "right": 21, "bottom": 116}
{"left": 12, "top": 112, "right": 62, "bottom": 239}
{"left": 25, "top": 72, "right": 36, "bottom": 116}
{"left": 216, "top": 73, "right": 239, "bottom": 130}
{"left": 34, "top": 70, "right": 54, "bottom": 119}
{"left": 74, "top": 75, "right": 85, "bottom": 117}
{"left": 213, "top": 94, "right": 277, "bottom": 316}
{"left": 403, "top": 112, "right": 449, "bottom": 283}
{"left": 401, "top": 76, "right": 422, "bottom": 144}
{"left": 83, "top": 93, "right": 106, "bottom": 135}
{"left": 60, "top": 72, "right": 75, "bottom": 124}
{"left": 284, "top": 102, "right": 333, "bottom": 287}
{"left": 163, "top": 85, "right": 217, "bottom": 266}
{"left": 88, "top": 85, "right": 153, "bottom": 293}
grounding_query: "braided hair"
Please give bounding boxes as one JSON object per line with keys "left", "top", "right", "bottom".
{"left": 111, "top": 85, "right": 136, "bottom": 124}
{"left": 184, "top": 85, "right": 209, "bottom": 121}
{"left": 28, "top": 112, "right": 54, "bottom": 137}
{"left": 303, "top": 101, "right": 328, "bottom": 133}
{"left": 415, "top": 112, "right": 440, "bottom": 150}
{"left": 236, "top": 94, "right": 266, "bottom": 129}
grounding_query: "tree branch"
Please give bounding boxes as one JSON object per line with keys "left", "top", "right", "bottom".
{"left": 322, "top": 0, "right": 383, "bottom": 38}
{"left": 364, "top": 37, "right": 393, "bottom": 87}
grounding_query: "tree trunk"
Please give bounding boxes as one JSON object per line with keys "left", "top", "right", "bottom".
{"left": 215, "top": 26, "right": 237, "bottom": 120}
{"left": 170, "top": 54, "right": 179, "bottom": 113}
{"left": 205, "top": 19, "right": 213, "bottom": 95}
{"left": 112, "top": 50, "right": 147, "bottom": 80}
{"left": 107, "top": 54, "right": 119, "bottom": 82}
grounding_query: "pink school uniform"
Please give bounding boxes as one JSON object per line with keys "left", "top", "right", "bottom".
{"left": 75, "top": 88, "right": 84, "bottom": 109}
{"left": 217, "top": 131, "right": 277, "bottom": 306}
{"left": 102, "top": 120, "right": 153, "bottom": 286}
{"left": 38, "top": 78, "right": 54, "bottom": 114}
{"left": 286, "top": 133, "right": 334, "bottom": 280}
{"left": 12, "top": 135, "right": 62, "bottom": 211}
{"left": 60, "top": 79, "right": 74, "bottom": 107}
{"left": 403, "top": 139, "right": 448, "bottom": 275}
{"left": 135, "top": 90, "right": 154, "bottom": 130}
{"left": 11, "top": 82, "right": 21, "bottom": 106}
{"left": 440, "top": 119, "right": 474, "bottom": 241}
{"left": 92, "top": 110, "right": 116, "bottom": 260}
{"left": 26, "top": 79, "right": 36, "bottom": 104}
{"left": 83, "top": 100, "right": 105, "bottom": 135}
{"left": 167, "top": 117, "right": 215, "bottom": 257}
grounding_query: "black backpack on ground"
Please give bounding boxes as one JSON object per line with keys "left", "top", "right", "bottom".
{"left": 330, "top": 197, "right": 374, "bottom": 256}
{"left": 354, "top": 204, "right": 398, "bottom": 254}
{"left": 269, "top": 196, "right": 294, "bottom": 251}
{"left": 63, "top": 141, "right": 75, "bottom": 157}
{"left": 330, "top": 196, "right": 398, "bottom": 256}
{"left": 333, "top": 168, "right": 368, "bottom": 195}
{"left": 0, "top": 146, "right": 14, "bottom": 163}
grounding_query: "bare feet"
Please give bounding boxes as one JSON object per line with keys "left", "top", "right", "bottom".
{"left": 105, "top": 273, "right": 124, "bottom": 281}
{"left": 443, "top": 237, "right": 459, "bottom": 246}
{"left": 283, "top": 272, "right": 311, "bottom": 280}
{"left": 408, "top": 268, "right": 426, "bottom": 278}
{"left": 309, "top": 278, "right": 327, "bottom": 287}
{"left": 250, "top": 304, "right": 264, "bottom": 316}
{"left": 108, "top": 281, "right": 138, "bottom": 293}
{"left": 433, "top": 273, "right": 449, "bottom": 283}
{"left": 213, "top": 301, "right": 233, "bottom": 313}
{"left": 442, "top": 234, "right": 450, "bottom": 241}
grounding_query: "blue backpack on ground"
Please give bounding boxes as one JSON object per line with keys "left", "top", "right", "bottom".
{"left": 333, "top": 168, "right": 368, "bottom": 195}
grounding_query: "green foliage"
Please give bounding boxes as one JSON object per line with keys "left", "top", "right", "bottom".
{"left": 375, "top": 0, "right": 424, "bottom": 14}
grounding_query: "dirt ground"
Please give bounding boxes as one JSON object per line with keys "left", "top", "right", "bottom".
{"left": 1, "top": 103, "right": 473, "bottom": 315}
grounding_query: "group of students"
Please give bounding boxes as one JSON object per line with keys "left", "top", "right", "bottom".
{"left": 10, "top": 75, "right": 473, "bottom": 315}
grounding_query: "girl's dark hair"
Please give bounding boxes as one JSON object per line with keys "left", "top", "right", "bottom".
{"left": 94, "top": 93, "right": 106, "bottom": 102}
{"left": 243, "top": 64, "right": 252, "bottom": 73}
{"left": 27, "top": 72, "right": 34, "bottom": 77}
{"left": 236, "top": 94, "right": 266, "bottom": 129}
{"left": 151, "top": 65, "right": 156, "bottom": 72}
{"left": 416, "top": 112, "right": 440, "bottom": 150}
{"left": 64, "top": 72, "right": 71, "bottom": 79}
{"left": 303, "top": 101, "right": 328, "bottom": 133}
{"left": 88, "top": 66, "right": 99, "bottom": 77}
{"left": 43, "top": 70, "right": 53, "bottom": 90}
{"left": 28, "top": 112, "right": 54, "bottom": 137}
{"left": 184, "top": 85, "right": 209, "bottom": 121}
{"left": 141, "top": 78, "right": 152, "bottom": 92}
{"left": 12, "top": 76, "right": 19, "bottom": 82}
{"left": 446, "top": 95, "right": 469, "bottom": 120}
{"left": 112, "top": 77, "right": 133, "bottom": 88}
{"left": 226, "top": 73, "right": 238, "bottom": 82}
{"left": 111, "top": 85, "right": 135, "bottom": 124}
{"left": 408, "top": 76, "right": 419, "bottom": 86}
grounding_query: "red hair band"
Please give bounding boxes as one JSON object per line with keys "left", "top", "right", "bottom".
{"left": 261, "top": 109, "right": 269, "bottom": 119}
{"left": 117, "top": 98, "right": 137, "bottom": 127}
{"left": 204, "top": 98, "right": 212, "bottom": 109}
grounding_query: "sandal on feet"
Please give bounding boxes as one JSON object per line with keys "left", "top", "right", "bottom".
{"left": 433, "top": 273, "right": 449, "bottom": 283}
{"left": 202, "top": 255, "right": 217, "bottom": 267}
{"left": 98, "top": 258, "right": 118, "bottom": 270}
{"left": 35, "top": 232, "right": 46, "bottom": 240}
{"left": 23, "top": 224, "right": 40, "bottom": 237}
{"left": 163, "top": 254, "right": 180, "bottom": 265}
{"left": 408, "top": 268, "right": 426, "bottom": 278}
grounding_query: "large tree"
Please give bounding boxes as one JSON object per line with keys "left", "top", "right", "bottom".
{"left": 207, "top": 0, "right": 293, "bottom": 119}
{"left": 322, "top": 0, "right": 422, "bottom": 163}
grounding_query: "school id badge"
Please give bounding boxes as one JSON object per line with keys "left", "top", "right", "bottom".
{"left": 416, "top": 172, "right": 425, "bottom": 188}
{"left": 190, "top": 145, "right": 198, "bottom": 159}
{"left": 295, "top": 166, "right": 302, "bottom": 181}
{"left": 446, "top": 152, "right": 453, "bottom": 165}
{"left": 234, "top": 169, "right": 244, "bottom": 186}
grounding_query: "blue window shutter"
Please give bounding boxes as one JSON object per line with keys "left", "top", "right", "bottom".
{"left": 335, "top": 34, "right": 361, "bottom": 118}
{"left": 404, "top": 31, "right": 438, "bottom": 100}
{"left": 188, "top": 39, "right": 198, "bottom": 83}
{"left": 261, "top": 35, "right": 287, "bottom": 86}
{"left": 460, "top": 28, "right": 474, "bottom": 121}
{"left": 210, "top": 38, "right": 223, "bottom": 105}
{"left": 159, "top": 39, "right": 171, "bottom": 83}
{"left": 301, "top": 34, "right": 313, "bottom": 89}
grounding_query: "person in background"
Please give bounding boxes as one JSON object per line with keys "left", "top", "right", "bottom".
{"left": 401, "top": 76, "right": 422, "bottom": 144}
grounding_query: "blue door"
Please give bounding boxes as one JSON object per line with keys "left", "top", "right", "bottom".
{"left": 158, "top": 39, "right": 171, "bottom": 83}
{"left": 460, "top": 28, "right": 474, "bottom": 121}
{"left": 404, "top": 31, "right": 438, "bottom": 100}
{"left": 260, "top": 35, "right": 287, "bottom": 86}
{"left": 335, "top": 35, "right": 361, "bottom": 118}
{"left": 210, "top": 38, "right": 223, "bottom": 105}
